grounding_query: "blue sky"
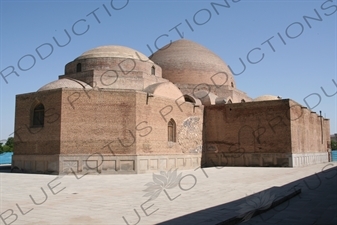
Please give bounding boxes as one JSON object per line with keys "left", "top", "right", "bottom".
{"left": 0, "top": 0, "right": 336, "bottom": 141}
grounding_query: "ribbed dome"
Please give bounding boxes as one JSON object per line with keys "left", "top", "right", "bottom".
{"left": 150, "top": 39, "right": 235, "bottom": 86}
{"left": 76, "top": 45, "right": 151, "bottom": 61}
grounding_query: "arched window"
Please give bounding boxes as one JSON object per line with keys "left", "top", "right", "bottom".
{"left": 168, "top": 119, "right": 176, "bottom": 142}
{"left": 33, "top": 103, "right": 45, "bottom": 127}
{"left": 76, "top": 63, "right": 82, "bottom": 72}
{"left": 151, "top": 66, "right": 155, "bottom": 75}
{"left": 184, "top": 95, "right": 195, "bottom": 103}
{"left": 241, "top": 99, "right": 246, "bottom": 103}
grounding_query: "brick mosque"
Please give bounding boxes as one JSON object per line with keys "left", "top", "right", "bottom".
{"left": 12, "top": 39, "right": 331, "bottom": 174}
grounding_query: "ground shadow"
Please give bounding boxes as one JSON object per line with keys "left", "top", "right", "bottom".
{"left": 157, "top": 164, "right": 337, "bottom": 225}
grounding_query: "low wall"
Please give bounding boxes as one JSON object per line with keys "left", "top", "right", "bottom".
{"left": 203, "top": 152, "right": 329, "bottom": 167}
{"left": 291, "top": 152, "right": 329, "bottom": 167}
{"left": 12, "top": 154, "right": 202, "bottom": 174}
{"left": 203, "top": 152, "right": 292, "bottom": 167}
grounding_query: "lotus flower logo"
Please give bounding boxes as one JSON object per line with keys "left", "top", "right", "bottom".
{"left": 236, "top": 190, "right": 275, "bottom": 222}
{"left": 62, "top": 161, "right": 77, "bottom": 173}
{"left": 143, "top": 169, "right": 182, "bottom": 201}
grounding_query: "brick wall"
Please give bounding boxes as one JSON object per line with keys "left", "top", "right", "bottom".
{"left": 14, "top": 90, "right": 62, "bottom": 155}
{"left": 134, "top": 91, "right": 203, "bottom": 155}
{"left": 60, "top": 89, "right": 137, "bottom": 155}
{"left": 289, "top": 100, "right": 330, "bottom": 153}
{"left": 204, "top": 100, "right": 292, "bottom": 155}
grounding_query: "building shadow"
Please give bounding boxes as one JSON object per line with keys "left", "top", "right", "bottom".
{"left": 157, "top": 164, "right": 337, "bottom": 225}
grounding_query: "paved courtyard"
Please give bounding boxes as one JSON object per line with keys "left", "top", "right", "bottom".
{"left": 1, "top": 162, "right": 336, "bottom": 225}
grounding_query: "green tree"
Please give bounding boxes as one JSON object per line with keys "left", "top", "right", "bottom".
{"left": 5, "top": 137, "right": 14, "bottom": 149}
{"left": 0, "top": 137, "right": 14, "bottom": 153}
{"left": 332, "top": 140, "right": 337, "bottom": 150}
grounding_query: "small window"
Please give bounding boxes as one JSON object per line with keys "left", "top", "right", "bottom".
{"left": 241, "top": 99, "right": 245, "bottom": 103}
{"left": 76, "top": 63, "right": 82, "bottom": 72}
{"left": 184, "top": 95, "right": 195, "bottom": 103}
{"left": 168, "top": 119, "right": 176, "bottom": 142}
{"left": 151, "top": 66, "right": 155, "bottom": 75}
{"left": 33, "top": 103, "right": 45, "bottom": 127}
{"left": 231, "top": 82, "right": 234, "bottom": 88}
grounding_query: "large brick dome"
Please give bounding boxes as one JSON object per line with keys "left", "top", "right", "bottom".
{"left": 150, "top": 39, "right": 235, "bottom": 86}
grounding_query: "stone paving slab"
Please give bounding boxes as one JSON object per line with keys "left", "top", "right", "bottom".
{"left": 1, "top": 162, "right": 336, "bottom": 225}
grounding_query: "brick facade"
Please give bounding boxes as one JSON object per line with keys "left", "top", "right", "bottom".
{"left": 203, "top": 99, "right": 330, "bottom": 167}
{"left": 12, "top": 40, "right": 331, "bottom": 174}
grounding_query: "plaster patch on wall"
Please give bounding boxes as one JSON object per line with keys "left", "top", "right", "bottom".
{"left": 142, "top": 140, "right": 153, "bottom": 153}
{"left": 178, "top": 117, "right": 202, "bottom": 153}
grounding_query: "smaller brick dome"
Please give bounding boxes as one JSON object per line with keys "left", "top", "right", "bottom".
{"left": 38, "top": 78, "right": 92, "bottom": 91}
{"left": 64, "top": 45, "right": 160, "bottom": 77}
{"left": 76, "top": 45, "right": 150, "bottom": 61}
{"left": 254, "top": 95, "right": 281, "bottom": 101}
{"left": 145, "top": 82, "right": 184, "bottom": 103}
